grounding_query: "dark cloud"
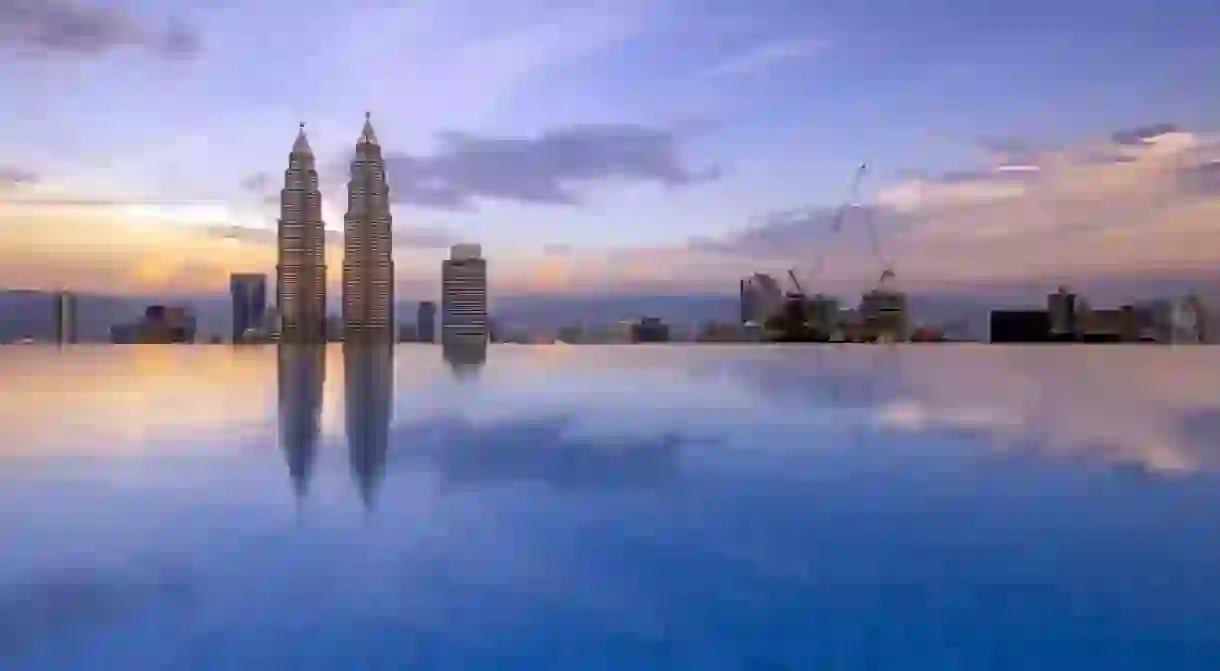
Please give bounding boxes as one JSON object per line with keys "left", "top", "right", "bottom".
{"left": 202, "top": 224, "right": 456, "bottom": 251}
{"left": 693, "top": 204, "right": 871, "bottom": 255}
{"left": 0, "top": 166, "right": 37, "bottom": 188}
{"left": 240, "top": 172, "right": 272, "bottom": 193}
{"left": 0, "top": 0, "right": 201, "bottom": 59}
{"left": 1177, "top": 159, "right": 1220, "bottom": 196}
{"left": 1111, "top": 123, "right": 1179, "bottom": 146}
{"left": 383, "top": 124, "right": 719, "bottom": 210}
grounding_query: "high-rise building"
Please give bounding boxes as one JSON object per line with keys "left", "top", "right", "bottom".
{"left": 52, "top": 291, "right": 77, "bottom": 344}
{"left": 1047, "top": 286, "right": 1078, "bottom": 341}
{"left": 417, "top": 301, "right": 437, "bottom": 343}
{"left": 442, "top": 244, "right": 488, "bottom": 343}
{"left": 277, "top": 123, "right": 328, "bottom": 343}
{"left": 343, "top": 112, "right": 395, "bottom": 342}
{"left": 230, "top": 273, "right": 267, "bottom": 343}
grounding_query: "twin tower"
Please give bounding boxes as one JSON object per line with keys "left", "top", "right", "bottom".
{"left": 276, "top": 113, "right": 395, "bottom": 343}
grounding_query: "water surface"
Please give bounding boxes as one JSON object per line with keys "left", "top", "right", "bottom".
{"left": 2, "top": 344, "right": 1219, "bottom": 669}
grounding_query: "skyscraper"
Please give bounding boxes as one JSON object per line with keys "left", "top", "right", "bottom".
{"left": 230, "top": 273, "right": 267, "bottom": 343}
{"left": 53, "top": 291, "right": 77, "bottom": 344}
{"left": 343, "top": 112, "right": 395, "bottom": 342}
{"left": 277, "top": 123, "right": 328, "bottom": 343}
{"left": 417, "top": 301, "right": 437, "bottom": 344}
{"left": 442, "top": 243, "right": 488, "bottom": 344}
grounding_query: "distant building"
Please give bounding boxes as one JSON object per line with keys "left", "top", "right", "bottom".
{"left": 1078, "top": 306, "right": 1139, "bottom": 343}
{"left": 739, "top": 273, "right": 784, "bottom": 325}
{"left": 698, "top": 322, "right": 751, "bottom": 342}
{"left": 989, "top": 310, "right": 1051, "bottom": 343}
{"left": 230, "top": 273, "right": 267, "bottom": 343}
{"left": 442, "top": 244, "right": 488, "bottom": 344}
{"left": 631, "top": 317, "right": 670, "bottom": 343}
{"left": 1047, "top": 286, "right": 1079, "bottom": 340}
{"left": 111, "top": 305, "right": 197, "bottom": 344}
{"left": 807, "top": 294, "right": 841, "bottom": 337}
{"left": 1134, "top": 299, "right": 1174, "bottom": 342}
{"left": 582, "top": 321, "right": 635, "bottom": 344}
{"left": 556, "top": 325, "right": 584, "bottom": 344}
{"left": 417, "top": 301, "right": 437, "bottom": 343}
{"left": 860, "top": 289, "right": 909, "bottom": 342}
{"left": 53, "top": 291, "right": 77, "bottom": 344}
{"left": 1171, "top": 294, "right": 1210, "bottom": 343}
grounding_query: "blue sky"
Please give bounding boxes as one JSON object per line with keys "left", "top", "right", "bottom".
{"left": 1, "top": 0, "right": 1219, "bottom": 298}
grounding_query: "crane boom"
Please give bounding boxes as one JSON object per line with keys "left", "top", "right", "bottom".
{"left": 830, "top": 162, "right": 869, "bottom": 233}
{"left": 800, "top": 162, "right": 870, "bottom": 289}
{"left": 859, "top": 200, "right": 897, "bottom": 288}
{"left": 787, "top": 268, "right": 804, "bottom": 295}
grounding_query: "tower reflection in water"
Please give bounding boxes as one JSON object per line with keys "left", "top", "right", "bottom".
{"left": 344, "top": 344, "right": 394, "bottom": 512}
{"left": 276, "top": 345, "right": 326, "bottom": 506}
{"left": 442, "top": 339, "right": 487, "bottom": 380}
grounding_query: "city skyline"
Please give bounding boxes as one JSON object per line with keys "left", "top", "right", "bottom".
{"left": 2, "top": 0, "right": 1220, "bottom": 300}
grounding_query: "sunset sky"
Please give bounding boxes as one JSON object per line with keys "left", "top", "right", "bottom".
{"left": 2, "top": 0, "right": 1219, "bottom": 299}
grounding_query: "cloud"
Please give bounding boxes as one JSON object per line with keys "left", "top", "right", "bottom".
{"left": 1178, "top": 159, "right": 1220, "bottom": 195}
{"left": 693, "top": 123, "right": 1220, "bottom": 288}
{"left": 0, "top": 0, "right": 201, "bottom": 58}
{"left": 240, "top": 172, "right": 272, "bottom": 193}
{"left": 383, "top": 124, "right": 719, "bottom": 210}
{"left": 1111, "top": 123, "right": 1180, "bottom": 146}
{"left": 707, "top": 37, "right": 828, "bottom": 77}
{"left": 201, "top": 223, "right": 457, "bottom": 251}
{"left": 0, "top": 166, "right": 37, "bottom": 188}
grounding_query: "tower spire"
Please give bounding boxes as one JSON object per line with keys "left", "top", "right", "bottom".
{"left": 293, "top": 122, "right": 312, "bottom": 154}
{"left": 359, "top": 111, "right": 379, "bottom": 146}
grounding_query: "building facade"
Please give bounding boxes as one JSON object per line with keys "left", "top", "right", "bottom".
{"left": 342, "top": 113, "right": 395, "bottom": 342}
{"left": 442, "top": 244, "right": 488, "bottom": 343}
{"left": 417, "top": 301, "right": 437, "bottom": 343}
{"left": 276, "top": 124, "right": 328, "bottom": 343}
{"left": 230, "top": 273, "right": 267, "bottom": 343}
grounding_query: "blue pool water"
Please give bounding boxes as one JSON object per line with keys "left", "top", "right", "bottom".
{"left": 1, "top": 344, "right": 1219, "bottom": 669}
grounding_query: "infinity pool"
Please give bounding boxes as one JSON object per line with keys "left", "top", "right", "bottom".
{"left": 1, "top": 345, "right": 1218, "bottom": 669}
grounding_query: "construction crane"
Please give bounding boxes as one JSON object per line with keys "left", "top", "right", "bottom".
{"left": 857, "top": 191, "right": 897, "bottom": 290}
{"left": 787, "top": 268, "right": 804, "bottom": 295}
{"left": 799, "top": 162, "right": 871, "bottom": 289}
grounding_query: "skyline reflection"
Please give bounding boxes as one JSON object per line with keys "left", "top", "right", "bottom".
{"left": 4, "top": 347, "right": 1220, "bottom": 669}
{"left": 442, "top": 339, "right": 487, "bottom": 379}
{"left": 276, "top": 345, "right": 326, "bottom": 503}
{"left": 343, "top": 344, "right": 394, "bottom": 512}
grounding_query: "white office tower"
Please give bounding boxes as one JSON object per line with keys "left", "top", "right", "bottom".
{"left": 276, "top": 124, "right": 328, "bottom": 343}
{"left": 442, "top": 243, "right": 488, "bottom": 344}
{"left": 343, "top": 112, "right": 396, "bottom": 343}
{"left": 1171, "top": 294, "right": 1210, "bottom": 343}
